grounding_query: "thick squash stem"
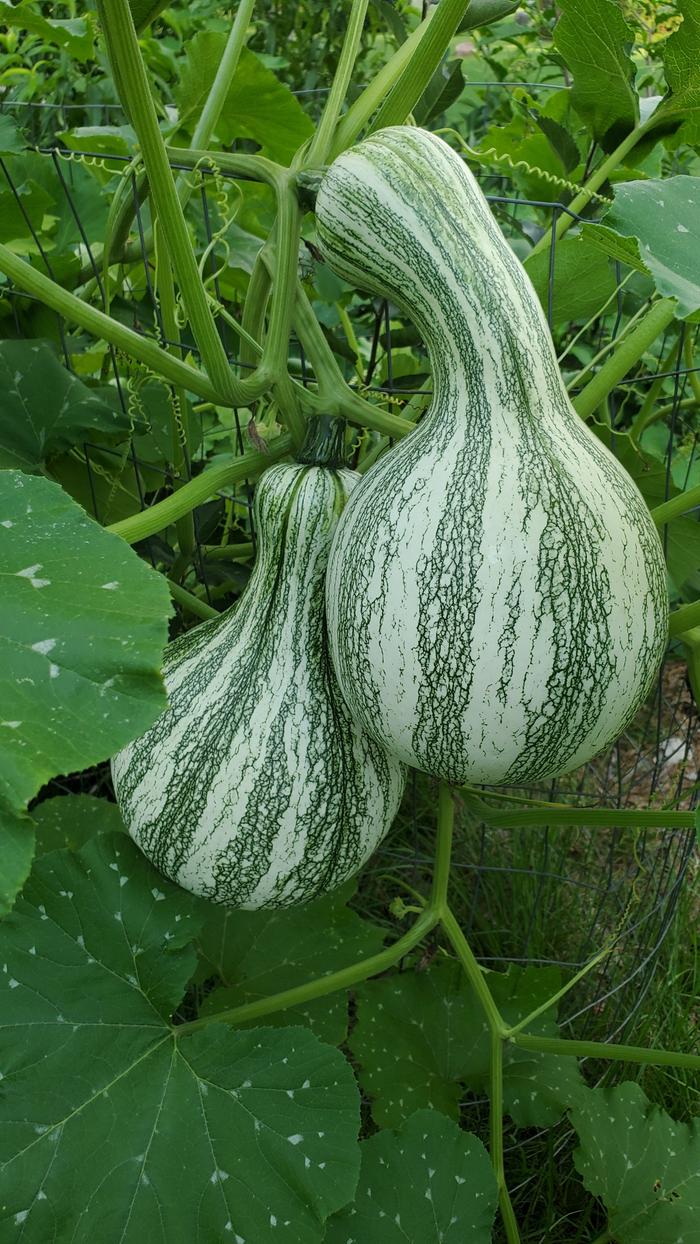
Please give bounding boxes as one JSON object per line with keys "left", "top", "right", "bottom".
{"left": 107, "top": 436, "right": 294, "bottom": 543}
{"left": 572, "top": 299, "right": 678, "bottom": 421}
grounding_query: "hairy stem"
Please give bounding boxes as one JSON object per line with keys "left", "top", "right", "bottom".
{"left": 490, "top": 1030, "right": 521, "bottom": 1244}
{"left": 669, "top": 598, "right": 700, "bottom": 637}
{"left": 99, "top": 0, "right": 236, "bottom": 400}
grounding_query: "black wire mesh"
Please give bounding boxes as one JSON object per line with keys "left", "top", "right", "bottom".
{"left": 1, "top": 98, "right": 697, "bottom": 1058}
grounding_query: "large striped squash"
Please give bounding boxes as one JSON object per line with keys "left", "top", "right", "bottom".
{"left": 111, "top": 420, "right": 405, "bottom": 907}
{"left": 316, "top": 127, "right": 668, "bottom": 786}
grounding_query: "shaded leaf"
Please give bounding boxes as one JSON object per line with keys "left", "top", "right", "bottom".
{"left": 0, "top": 806, "right": 34, "bottom": 918}
{"left": 572, "top": 1081, "right": 700, "bottom": 1242}
{"left": 0, "top": 471, "right": 170, "bottom": 823}
{"left": 0, "top": 340, "right": 132, "bottom": 471}
{"left": 176, "top": 38, "right": 314, "bottom": 164}
{"left": 350, "top": 960, "right": 583, "bottom": 1128}
{"left": 602, "top": 177, "right": 700, "bottom": 318}
{"left": 525, "top": 235, "right": 617, "bottom": 325}
{"left": 553, "top": 0, "right": 638, "bottom": 146}
{"left": 198, "top": 884, "right": 386, "bottom": 1044}
{"left": 414, "top": 60, "right": 465, "bottom": 127}
{"left": 0, "top": 833, "right": 361, "bottom": 1242}
{"left": 653, "top": 0, "right": 700, "bottom": 147}
{"left": 0, "top": 116, "right": 25, "bottom": 157}
{"left": 325, "top": 1109, "right": 498, "bottom": 1244}
{"left": 31, "top": 794, "right": 126, "bottom": 855}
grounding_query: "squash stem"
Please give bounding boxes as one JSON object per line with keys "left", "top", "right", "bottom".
{"left": 107, "top": 435, "right": 293, "bottom": 543}
{"left": 510, "top": 1032, "right": 700, "bottom": 1072}
{"left": 175, "top": 905, "right": 440, "bottom": 1035}
{"left": 168, "top": 580, "right": 218, "bottom": 621}
{"left": 98, "top": 0, "right": 237, "bottom": 402}
{"left": 440, "top": 907, "right": 507, "bottom": 1036}
{"left": 306, "top": 0, "right": 369, "bottom": 166}
{"left": 651, "top": 481, "right": 700, "bottom": 528}
{"left": 431, "top": 782, "right": 455, "bottom": 912}
{"left": 572, "top": 298, "right": 678, "bottom": 421}
{"left": 669, "top": 598, "right": 700, "bottom": 637}
{"left": 490, "top": 1030, "right": 522, "bottom": 1244}
{"left": 528, "top": 115, "right": 657, "bottom": 258}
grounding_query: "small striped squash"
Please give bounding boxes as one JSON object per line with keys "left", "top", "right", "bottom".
{"left": 316, "top": 127, "right": 668, "bottom": 786}
{"left": 111, "top": 419, "right": 405, "bottom": 907}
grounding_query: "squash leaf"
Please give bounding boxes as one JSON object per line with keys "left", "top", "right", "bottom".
{"left": 524, "top": 235, "right": 617, "bottom": 326}
{"left": 553, "top": 0, "right": 639, "bottom": 148}
{"left": 176, "top": 38, "right": 314, "bottom": 164}
{"left": 197, "top": 884, "right": 387, "bottom": 1044}
{"left": 31, "top": 794, "right": 126, "bottom": 855}
{"left": 350, "top": 960, "right": 583, "bottom": 1129}
{"left": 0, "top": 833, "right": 361, "bottom": 1242}
{"left": 599, "top": 177, "right": 700, "bottom": 319}
{"left": 0, "top": 340, "right": 133, "bottom": 471}
{"left": 0, "top": 806, "right": 34, "bottom": 918}
{"left": 325, "top": 1109, "right": 498, "bottom": 1244}
{"left": 652, "top": 0, "right": 700, "bottom": 147}
{"left": 572, "top": 1081, "right": 700, "bottom": 1242}
{"left": 0, "top": 471, "right": 170, "bottom": 911}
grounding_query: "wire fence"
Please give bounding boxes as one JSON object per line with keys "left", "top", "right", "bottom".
{"left": 1, "top": 98, "right": 698, "bottom": 1068}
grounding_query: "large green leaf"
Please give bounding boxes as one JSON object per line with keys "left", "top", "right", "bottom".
{"left": 652, "top": 0, "right": 700, "bottom": 147}
{"left": 0, "top": 471, "right": 170, "bottom": 879}
{"left": 198, "top": 884, "right": 386, "bottom": 1044}
{"left": 601, "top": 177, "right": 700, "bottom": 319}
{"left": 614, "top": 439, "right": 700, "bottom": 589}
{"left": 176, "top": 39, "right": 314, "bottom": 164}
{"left": 31, "top": 793, "right": 126, "bottom": 855}
{"left": 0, "top": 833, "right": 361, "bottom": 1242}
{"left": 553, "top": 0, "right": 638, "bottom": 147}
{"left": 325, "top": 1109, "right": 498, "bottom": 1244}
{"left": 350, "top": 960, "right": 583, "bottom": 1128}
{"left": 0, "top": 341, "right": 132, "bottom": 471}
{"left": 525, "top": 235, "right": 617, "bottom": 326}
{"left": 572, "top": 1081, "right": 700, "bottom": 1241}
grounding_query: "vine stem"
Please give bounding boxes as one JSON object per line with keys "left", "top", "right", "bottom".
{"left": 511, "top": 1032, "right": 700, "bottom": 1071}
{"left": 669, "top": 598, "right": 700, "bottom": 637}
{"left": 107, "top": 435, "right": 293, "bottom": 543}
{"left": 652, "top": 482, "right": 700, "bottom": 527}
{"left": 99, "top": 0, "right": 236, "bottom": 401}
{"left": 572, "top": 299, "right": 677, "bottom": 421}
{"left": 306, "top": 0, "right": 369, "bottom": 166}
{"left": 490, "top": 1030, "right": 521, "bottom": 1244}
{"left": 528, "top": 115, "right": 657, "bottom": 258}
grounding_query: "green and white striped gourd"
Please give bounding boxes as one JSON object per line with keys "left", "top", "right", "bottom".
{"left": 111, "top": 418, "right": 405, "bottom": 908}
{"left": 316, "top": 127, "right": 668, "bottom": 786}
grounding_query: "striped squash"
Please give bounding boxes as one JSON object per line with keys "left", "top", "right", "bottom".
{"left": 111, "top": 419, "right": 405, "bottom": 908}
{"left": 316, "top": 127, "right": 668, "bottom": 786}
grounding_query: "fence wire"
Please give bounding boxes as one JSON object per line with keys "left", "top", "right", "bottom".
{"left": 1, "top": 99, "right": 697, "bottom": 1063}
